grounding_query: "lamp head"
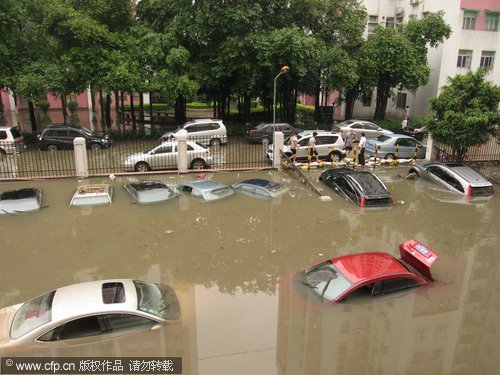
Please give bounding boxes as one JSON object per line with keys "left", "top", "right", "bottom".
{"left": 281, "top": 66, "right": 290, "bottom": 73}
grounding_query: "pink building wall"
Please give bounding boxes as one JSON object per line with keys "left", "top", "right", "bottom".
{"left": 461, "top": 0, "right": 500, "bottom": 30}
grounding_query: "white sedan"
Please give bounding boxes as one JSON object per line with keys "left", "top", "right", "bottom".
{"left": 332, "top": 119, "right": 393, "bottom": 140}
{"left": 0, "top": 279, "right": 180, "bottom": 348}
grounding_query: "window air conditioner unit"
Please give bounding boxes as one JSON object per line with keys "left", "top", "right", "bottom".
{"left": 410, "top": 0, "right": 420, "bottom": 5}
{"left": 396, "top": 7, "right": 405, "bottom": 15}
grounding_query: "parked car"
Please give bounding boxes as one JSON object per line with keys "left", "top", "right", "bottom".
{"left": 246, "top": 123, "right": 299, "bottom": 145}
{"left": 332, "top": 119, "right": 393, "bottom": 140}
{"left": 365, "top": 134, "right": 426, "bottom": 160}
{"left": 123, "top": 140, "right": 212, "bottom": 172}
{"left": 70, "top": 184, "right": 113, "bottom": 207}
{"left": 0, "top": 188, "right": 42, "bottom": 215}
{"left": 160, "top": 118, "right": 227, "bottom": 147}
{"left": 294, "top": 240, "right": 438, "bottom": 303}
{"left": 37, "top": 124, "right": 111, "bottom": 151}
{"left": 0, "top": 126, "right": 26, "bottom": 155}
{"left": 176, "top": 179, "right": 234, "bottom": 202}
{"left": 269, "top": 130, "right": 346, "bottom": 162}
{"left": 232, "top": 179, "right": 289, "bottom": 199}
{"left": 0, "top": 279, "right": 180, "bottom": 348}
{"left": 123, "top": 180, "right": 178, "bottom": 204}
{"left": 408, "top": 161, "right": 495, "bottom": 197}
{"left": 319, "top": 168, "right": 393, "bottom": 208}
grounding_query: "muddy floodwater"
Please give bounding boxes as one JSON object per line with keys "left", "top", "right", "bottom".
{"left": 0, "top": 166, "right": 498, "bottom": 375}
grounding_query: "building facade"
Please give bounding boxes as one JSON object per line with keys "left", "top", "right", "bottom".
{"left": 351, "top": 0, "right": 500, "bottom": 120}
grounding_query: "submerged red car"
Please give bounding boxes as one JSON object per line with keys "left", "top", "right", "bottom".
{"left": 297, "top": 240, "right": 438, "bottom": 303}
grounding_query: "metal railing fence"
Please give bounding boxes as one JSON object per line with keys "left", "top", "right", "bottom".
{"left": 0, "top": 136, "right": 272, "bottom": 180}
{"left": 433, "top": 132, "right": 500, "bottom": 162}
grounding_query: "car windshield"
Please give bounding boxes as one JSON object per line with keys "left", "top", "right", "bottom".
{"left": 134, "top": 281, "right": 179, "bottom": 320}
{"left": 204, "top": 187, "right": 233, "bottom": 200}
{"left": 79, "top": 127, "right": 93, "bottom": 136}
{"left": 304, "top": 261, "right": 352, "bottom": 302}
{"left": 376, "top": 135, "right": 392, "bottom": 142}
{"left": 11, "top": 291, "right": 55, "bottom": 339}
{"left": 255, "top": 124, "right": 267, "bottom": 130}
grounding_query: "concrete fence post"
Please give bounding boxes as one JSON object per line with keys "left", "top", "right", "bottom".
{"left": 425, "top": 135, "right": 434, "bottom": 160}
{"left": 74, "top": 137, "right": 89, "bottom": 178}
{"left": 177, "top": 129, "right": 188, "bottom": 173}
{"left": 273, "top": 131, "right": 284, "bottom": 170}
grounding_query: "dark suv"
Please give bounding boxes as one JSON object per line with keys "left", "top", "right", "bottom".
{"left": 38, "top": 124, "right": 112, "bottom": 151}
{"left": 246, "top": 123, "right": 300, "bottom": 145}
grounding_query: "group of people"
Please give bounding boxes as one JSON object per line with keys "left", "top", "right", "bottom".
{"left": 287, "top": 129, "right": 368, "bottom": 166}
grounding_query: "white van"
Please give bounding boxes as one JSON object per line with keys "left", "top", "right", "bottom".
{"left": 0, "top": 126, "right": 26, "bottom": 155}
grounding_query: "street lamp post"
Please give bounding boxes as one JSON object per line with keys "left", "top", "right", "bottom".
{"left": 273, "top": 66, "right": 290, "bottom": 141}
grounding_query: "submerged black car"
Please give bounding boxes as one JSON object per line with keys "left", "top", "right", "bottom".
{"left": 319, "top": 168, "right": 393, "bottom": 208}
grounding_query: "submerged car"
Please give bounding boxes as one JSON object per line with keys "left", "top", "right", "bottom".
{"left": 123, "top": 180, "right": 178, "bottom": 204}
{"left": 0, "top": 188, "right": 42, "bottom": 215}
{"left": 123, "top": 140, "right": 212, "bottom": 172}
{"left": 176, "top": 179, "right": 234, "bottom": 202}
{"left": 319, "top": 168, "right": 393, "bottom": 208}
{"left": 408, "top": 161, "right": 495, "bottom": 197}
{"left": 365, "top": 134, "right": 426, "bottom": 160}
{"left": 232, "top": 179, "right": 289, "bottom": 199}
{"left": 0, "top": 279, "right": 180, "bottom": 348}
{"left": 296, "top": 240, "right": 438, "bottom": 303}
{"left": 70, "top": 184, "right": 113, "bottom": 207}
{"left": 332, "top": 120, "right": 393, "bottom": 141}
{"left": 160, "top": 118, "right": 228, "bottom": 147}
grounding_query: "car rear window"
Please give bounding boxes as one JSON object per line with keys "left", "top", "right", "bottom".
{"left": 471, "top": 186, "right": 495, "bottom": 197}
{"left": 364, "top": 197, "right": 393, "bottom": 207}
{"left": 11, "top": 291, "right": 55, "bottom": 339}
{"left": 10, "top": 128, "right": 23, "bottom": 139}
{"left": 351, "top": 173, "right": 389, "bottom": 196}
{"left": 0, "top": 188, "right": 37, "bottom": 201}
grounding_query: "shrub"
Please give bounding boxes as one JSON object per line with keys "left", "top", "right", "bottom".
{"left": 37, "top": 100, "right": 50, "bottom": 113}
{"left": 67, "top": 101, "right": 78, "bottom": 113}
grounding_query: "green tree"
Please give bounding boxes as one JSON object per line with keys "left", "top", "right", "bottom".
{"left": 429, "top": 69, "right": 500, "bottom": 161}
{"left": 362, "top": 12, "right": 451, "bottom": 120}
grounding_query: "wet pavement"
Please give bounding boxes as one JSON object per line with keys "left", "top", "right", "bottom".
{"left": 0, "top": 166, "right": 498, "bottom": 375}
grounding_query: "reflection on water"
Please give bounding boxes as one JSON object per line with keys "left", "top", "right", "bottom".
{"left": 0, "top": 168, "right": 498, "bottom": 375}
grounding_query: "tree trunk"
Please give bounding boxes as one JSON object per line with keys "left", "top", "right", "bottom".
{"left": 130, "top": 94, "right": 136, "bottom": 131}
{"left": 175, "top": 96, "right": 186, "bottom": 124}
{"left": 99, "top": 91, "right": 106, "bottom": 128}
{"left": 314, "top": 83, "right": 320, "bottom": 123}
{"left": 28, "top": 100, "right": 37, "bottom": 132}
{"left": 344, "top": 88, "right": 358, "bottom": 120}
{"left": 61, "top": 95, "right": 68, "bottom": 125}
{"left": 139, "top": 92, "right": 144, "bottom": 123}
{"left": 374, "top": 80, "right": 390, "bottom": 121}
{"left": 105, "top": 93, "right": 111, "bottom": 129}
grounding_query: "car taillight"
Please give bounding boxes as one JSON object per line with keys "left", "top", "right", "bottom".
{"left": 248, "top": 130, "right": 253, "bottom": 136}
{"left": 14, "top": 138, "right": 23, "bottom": 143}
{"left": 466, "top": 184, "right": 472, "bottom": 197}
{"left": 360, "top": 196, "right": 366, "bottom": 207}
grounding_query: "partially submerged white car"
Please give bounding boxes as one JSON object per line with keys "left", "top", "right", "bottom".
{"left": 0, "top": 279, "right": 180, "bottom": 348}
{"left": 70, "top": 184, "right": 113, "bottom": 206}
{"left": 0, "top": 188, "right": 42, "bottom": 215}
{"left": 176, "top": 179, "right": 234, "bottom": 201}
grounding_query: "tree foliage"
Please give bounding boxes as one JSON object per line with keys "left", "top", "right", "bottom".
{"left": 428, "top": 69, "right": 500, "bottom": 161}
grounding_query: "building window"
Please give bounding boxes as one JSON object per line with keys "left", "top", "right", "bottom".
{"left": 367, "top": 15, "right": 378, "bottom": 34}
{"left": 396, "top": 93, "right": 407, "bottom": 109}
{"left": 457, "top": 50, "right": 472, "bottom": 68}
{"left": 462, "top": 11, "right": 477, "bottom": 30}
{"left": 485, "top": 12, "right": 499, "bottom": 31}
{"left": 396, "top": 16, "right": 404, "bottom": 26}
{"left": 386, "top": 17, "right": 395, "bottom": 28}
{"left": 480, "top": 51, "right": 495, "bottom": 68}
{"left": 362, "top": 94, "right": 372, "bottom": 107}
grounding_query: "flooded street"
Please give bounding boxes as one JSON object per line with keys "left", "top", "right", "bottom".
{"left": 0, "top": 166, "right": 498, "bottom": 375}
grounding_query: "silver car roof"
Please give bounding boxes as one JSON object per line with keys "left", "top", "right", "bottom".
{"left": 50, "top": 279, "right": 138, "bottom": 322}
{"left": 446, "top": 163, "right": 492, "bottom": 187}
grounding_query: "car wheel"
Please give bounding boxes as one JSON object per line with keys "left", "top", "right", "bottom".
{"left": 261, "top": 137, "right": 271, "bottom": 146}
{"left": 90, "top": 143, "right": 102, "bottom": 150}
{"left": 385, "top": 153, "right": 396, "bottom": 160}
{"left": 191, "top": 159, "right": 207, "bottom": 169}
{"left": 135, "top": 162, "right": 150, "bottom": 172}
{"left": 409, "top": 168, "right": 419, "bottom": 177}
{"left": 46, "top": 144, "right": 59, "bottom": 152}
{"left": 328, "top": 151, "right": 342, "bottom": 162}
{"left": 210, "top": 138, "right": 221, "bottom": 147}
